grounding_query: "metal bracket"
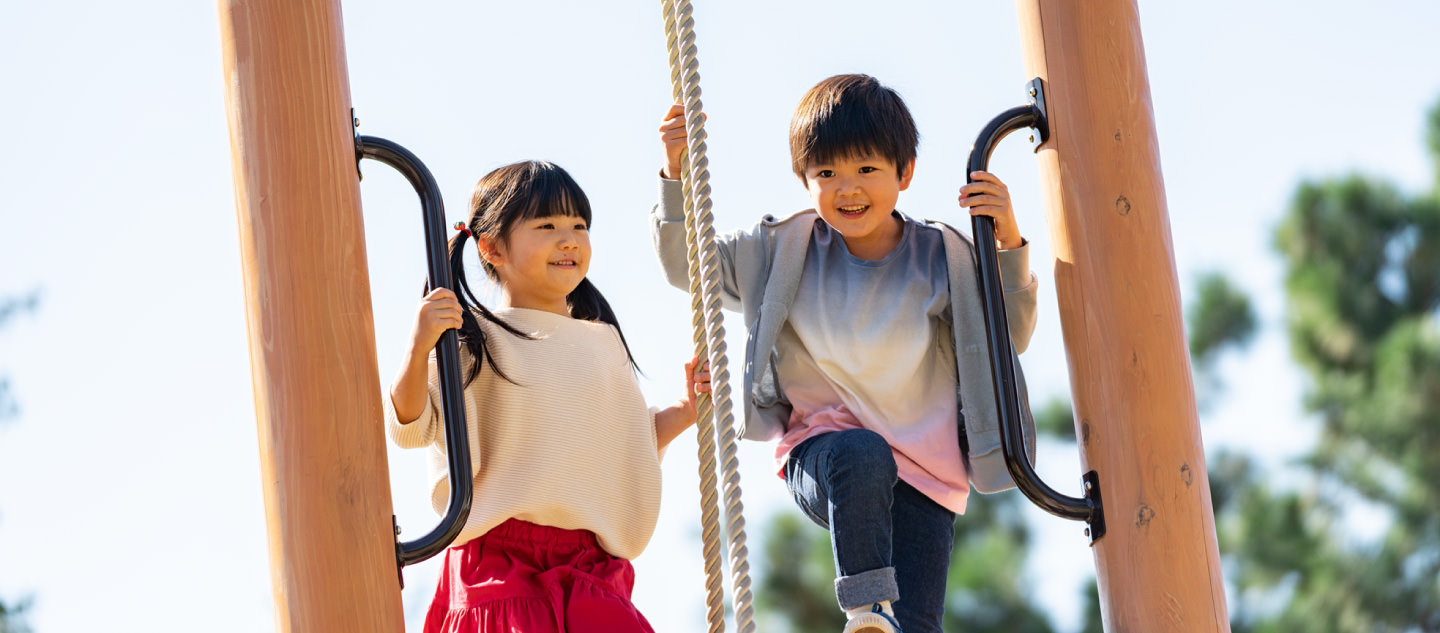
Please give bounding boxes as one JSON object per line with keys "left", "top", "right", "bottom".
{"left": 1026, "top": 77, "right": 1049, "bottom": 151}
{"left": 1083, "top": 471, "right": 1105, "bottom": 544}
{"left": 352, "top": 108, "right": 364, "bottom": 181}
{"left": 393, "top": 515, "right": 405, "bottom": 588}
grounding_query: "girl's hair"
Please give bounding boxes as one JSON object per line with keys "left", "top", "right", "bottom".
{"left": 439, "top": 160, "right": 637, "bottom": 386}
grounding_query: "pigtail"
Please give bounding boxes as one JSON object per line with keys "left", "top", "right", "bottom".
{"left": 433, "top": 229, "right": 533, "bottom": 386}
{"left": 569, "top": 277, "right": 639, "bottom": 372}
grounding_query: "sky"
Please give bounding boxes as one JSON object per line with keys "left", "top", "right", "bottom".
{"left": 1, "top": 1, "right": 1438, "bottom": 632}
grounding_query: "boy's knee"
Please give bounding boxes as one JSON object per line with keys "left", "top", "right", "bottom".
{"left": 831, "top": 429, "right": 897, "bottom": 479}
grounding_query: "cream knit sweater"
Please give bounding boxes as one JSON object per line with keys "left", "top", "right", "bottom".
{"left": 384, "top": 307, "right": 663, "bottom": 560}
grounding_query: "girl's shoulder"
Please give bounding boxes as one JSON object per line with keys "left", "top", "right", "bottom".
{"left": 476, "top": 309, "right": 633, "bottom": 381}
{"left": 472, "top": 307, "right": 620, "bottom": 350}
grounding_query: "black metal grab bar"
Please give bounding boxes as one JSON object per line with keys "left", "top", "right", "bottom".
{"left": 355, "top": 133, "right": 475, "bottom": 572}
{"left": 966, "top": 78, "right": 1105, "bottom": 542}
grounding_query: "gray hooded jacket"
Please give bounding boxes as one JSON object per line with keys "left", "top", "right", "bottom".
{"left": 650, "top": 179, "right": 1037, "bottom": 493}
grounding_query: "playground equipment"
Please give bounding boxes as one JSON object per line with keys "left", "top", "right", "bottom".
{"left": 354, "top": 135, "right": 475, "bottom": 576}
{"left": 219, "top": 0, "right": 1230, "bottom": 630}
{"left": 218, "top": 4, "right": 404, "bottom": 629}
{"left": 966, "top": 78, "right": 1105, "bottom": 540}
{"left": 1015, "top": 3, "right": 1229, "bottom": 627}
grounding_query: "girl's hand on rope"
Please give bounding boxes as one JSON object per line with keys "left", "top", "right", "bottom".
{"left": 659, "top": 104, "right": 703, "bottom": 180}
{"left": 410, "top": 288, "right": 463, "bottom": 356}
{"left": 653, "top": 357, "right": 711, "bottom": 450}
{"left": 682, "top": 356, "right": 712, "bottom": 420}
{"left": 959, "top": 171, "right": 1025, "bottom": 250}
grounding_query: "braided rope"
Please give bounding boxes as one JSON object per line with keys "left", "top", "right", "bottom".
{"left": 662, "top": 2, "right": 756, "bottom": 632}
{"left": 661, "top": 3, "right": 725, "bottom": 632}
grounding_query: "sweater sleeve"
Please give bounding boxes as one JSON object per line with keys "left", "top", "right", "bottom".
{"left": 383, "top": 355, "right": 442, "bottom": 449}
{"left": 998, "top": 241, "right": 1038, "bottom": 354}
{"left": 650, "top": 177, "right": 746, "bottom": 312}
{"left": 648, "top": 406, "right": 670, "bottom": 463}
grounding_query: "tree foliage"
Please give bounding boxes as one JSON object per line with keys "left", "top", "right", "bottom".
{"left": 757, "top": 513, "right": 849, "bottom": 632}
{"left": 0, "top": 289, "right": 39, "bottom": 633}
{"left": 1189, "top": 272, "right": 1258, "bottom": 367}
{"left": 0, "top": 598, "right": 32, "bottom": 633}
{"left": 0, "top": 289, "right": 41, "bottom": 422}
{"left": 939, "top": 493, "right": 1055, "bottom": 633}
{"left": 1215, "top": 98, "right": 1440, "bottom": 633}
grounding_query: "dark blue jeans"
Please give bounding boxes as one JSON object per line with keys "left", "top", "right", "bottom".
{"left": 784, "top": 429, "right": 956, "bottom": 633}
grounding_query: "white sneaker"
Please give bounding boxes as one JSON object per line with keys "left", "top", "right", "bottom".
{"left": 842, "top": 604, "right": 903, "bottom": 633}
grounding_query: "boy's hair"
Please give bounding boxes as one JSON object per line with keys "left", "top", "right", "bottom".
{"left": 789, "top": 74, "right": 919, "bottom": 180}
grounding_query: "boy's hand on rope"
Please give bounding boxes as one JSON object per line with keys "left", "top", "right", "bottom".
{"left": 658, "top": 104, "right": 704, "bottom": 181}
{"left": 960, "top": 170, "right": 1025, "bottom": 250}
{"left": 410, "top": 288, "right": 464, "bottom": 355}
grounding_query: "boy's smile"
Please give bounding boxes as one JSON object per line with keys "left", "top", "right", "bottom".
{"left": 802, "top": 153, "right": 914, "bottom": 261}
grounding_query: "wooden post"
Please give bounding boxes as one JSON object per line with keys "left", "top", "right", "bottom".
{"left": 1014, "top": 1, "right": 1231, "bottom": 630}
{"left": 218, "top": 1, "right": 404, "bottom": 631}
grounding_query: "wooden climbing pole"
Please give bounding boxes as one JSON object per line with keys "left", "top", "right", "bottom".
{"left": 1014, "top": 0, "right": 1231, "bottom": 630}
{"left": 218, "top": 1, "right": 404, "bottom": 631}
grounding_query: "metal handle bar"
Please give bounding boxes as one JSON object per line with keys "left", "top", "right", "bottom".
{"left": 966, "top": 78, "right": 1105, "bottom": 541}
{"left": 355, "top": 134, "right": 474, "bottom": 570}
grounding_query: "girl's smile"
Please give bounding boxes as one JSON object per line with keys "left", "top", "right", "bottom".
{"left": 480, "top": 214, "right": 591, "bottom": 316}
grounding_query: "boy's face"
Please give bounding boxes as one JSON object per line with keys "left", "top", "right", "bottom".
{"left": 801, "top": 152, "right": 915, "bottom": 258}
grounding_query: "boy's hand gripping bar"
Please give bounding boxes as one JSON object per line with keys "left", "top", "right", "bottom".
{"left": 355, "top": 129, "right": 475, "bottom": 580}
{"left": 967, "top": 78, "right": 1106, "bottom": 543}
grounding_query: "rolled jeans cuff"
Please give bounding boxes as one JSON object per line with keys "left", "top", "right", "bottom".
{"left": 834, "top": 566, "right": 899, "bottom": 610}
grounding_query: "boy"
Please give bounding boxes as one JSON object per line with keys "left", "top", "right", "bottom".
{"left": 650, "top": 74, "right": 1038, "bottom": 633}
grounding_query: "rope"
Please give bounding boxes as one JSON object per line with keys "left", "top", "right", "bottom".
{"left": 661, "top": 4, "right": 725, "bottom": 631}
{"left": 661, "top": 3, "right": 756, "bottom": 632}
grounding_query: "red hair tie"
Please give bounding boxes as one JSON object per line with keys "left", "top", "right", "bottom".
{"left": 453, "top": 221, "right": 474, "bottom": 239}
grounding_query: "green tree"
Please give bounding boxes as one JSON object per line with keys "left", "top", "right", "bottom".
{"left": 0, "top": 291, "right": 41, "bottom": 421}
{"left": 0, "top": 598, "right": 33, "bottom": 633}
{"left": 1189, "top": 272, "right": 1259, "bottom": 366}
{"left": 757, "top": 513, "right": 849, "bottom": 632}
{"left": 939, "top": 457, "right": 1058, "bottom": 633}
{"left": 1213, "top": 99, "right": 1440, "bottom": 632}
{"left": 0, "top": 289, "right": 39, "bottom": 633}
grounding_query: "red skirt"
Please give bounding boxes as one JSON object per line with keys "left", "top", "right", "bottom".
{"left": 423, "top": 518, "right": 656, "bottom": 633}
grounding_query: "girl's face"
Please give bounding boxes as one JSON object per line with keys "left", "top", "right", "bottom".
{"left": 481, "top": 214, "right": 591, "bottom": 315}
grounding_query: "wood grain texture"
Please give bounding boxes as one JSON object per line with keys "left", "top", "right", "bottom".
{"left": 1015, "top": 1, "right": 1231, "bottom": 630}
{"left": 219, "top": 0, "right": 404, "bottom": 630}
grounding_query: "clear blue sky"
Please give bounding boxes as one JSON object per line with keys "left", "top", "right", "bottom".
{"left": 1, "top": 1, "right": 1437, "bottom": 631}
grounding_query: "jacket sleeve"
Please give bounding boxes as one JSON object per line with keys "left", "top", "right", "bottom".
{"left": 383, "top": 355, "right": 442, "bottom": 449}
{"left": 650, "top": 177, "right": 747, "bottom": 312}
{"left": 998, "top": 241, "right": 1038, "bottom": 354}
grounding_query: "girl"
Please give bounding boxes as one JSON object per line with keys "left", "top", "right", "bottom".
{"left": 386, "top": 160, "right": 705, "bottom": 633}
